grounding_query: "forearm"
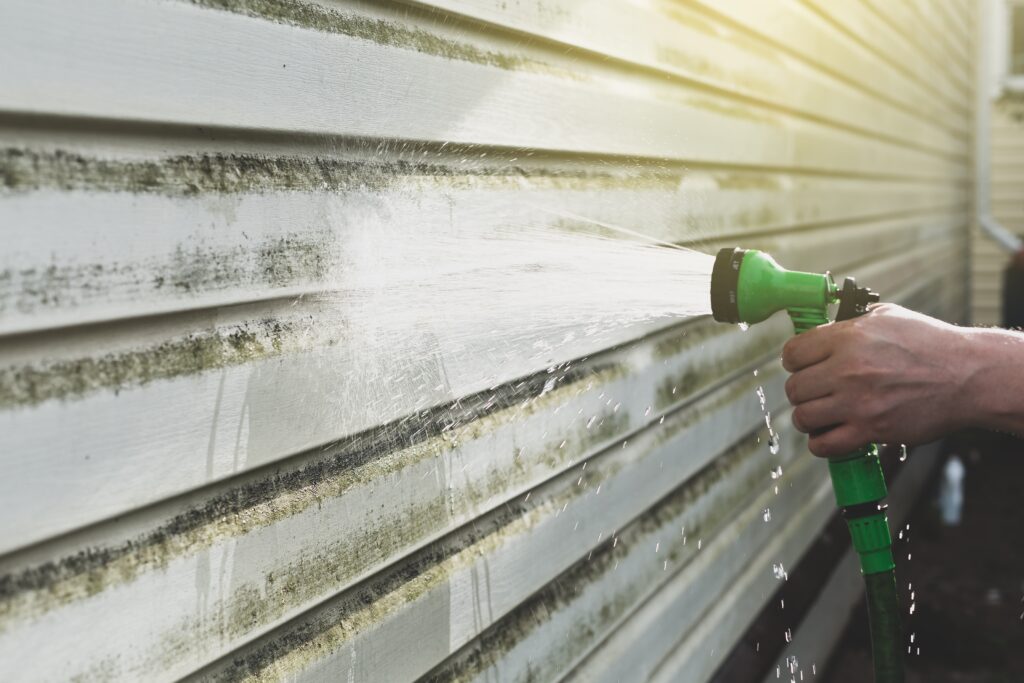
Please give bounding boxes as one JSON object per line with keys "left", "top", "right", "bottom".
{"left": 962, "top": 327, "right": 1024, "bottom": 435}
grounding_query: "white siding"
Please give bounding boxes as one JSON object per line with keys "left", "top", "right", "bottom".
{"left": 974, "top": 95, "right": 1024, "bottom": 325}
{"left": 0, "top": 1, "right": 974, "bottom": 681}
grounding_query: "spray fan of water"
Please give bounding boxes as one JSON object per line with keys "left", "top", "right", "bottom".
{"left": 318, "top": 224, "right": 715, "bottom": 375}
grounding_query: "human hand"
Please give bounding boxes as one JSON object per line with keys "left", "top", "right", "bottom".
{"left": 781, "top": 304, "right": 974, "bottom": 457}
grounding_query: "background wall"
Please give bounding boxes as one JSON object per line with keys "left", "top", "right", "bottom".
{"left": 0, "top": 1, "right": 975, "bottom": 681}
{"left": 973, "top": 95, "right": 1023, "bottom": 326}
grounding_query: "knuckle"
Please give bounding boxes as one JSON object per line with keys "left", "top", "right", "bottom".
{"left": 784, "top": 376, "right": 799, "bottom": 403}
{"left": 792, "top": 407, "right": 806, "bottom": 433}
{"left": 807, "top": 436, "right": 830, "bottom": 458}
{"left": 781, "top": 345, "right": 796, "bottom": 372}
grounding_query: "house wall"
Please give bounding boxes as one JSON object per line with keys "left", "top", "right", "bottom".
{"left": 0, "top": 1, "right": 975, "bottom": 681}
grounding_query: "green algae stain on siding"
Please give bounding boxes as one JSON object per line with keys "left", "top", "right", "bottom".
{"left": 0, "top": 234, "right": 332, "bottom": 316}
{"left": 0, "top": 319, "right": 295, "bottom": 409}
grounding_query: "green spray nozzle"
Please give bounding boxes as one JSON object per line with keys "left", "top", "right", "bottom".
{"left": 709, "top": 247, "right": 890, "bottom": 571}
{"left": 709, "top": 247, "right": 902, "bottom": 680}
{"left": 710, "top": 247, "right": 839, "bottom": 328}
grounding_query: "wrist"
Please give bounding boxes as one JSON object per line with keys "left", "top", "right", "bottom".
{"left": 960, "top": 327, "right": 1024, "bottom": 432}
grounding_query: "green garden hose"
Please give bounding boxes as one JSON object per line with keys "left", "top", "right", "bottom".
{"left": 710, "top": 248, "right": 903, "bottom": 683}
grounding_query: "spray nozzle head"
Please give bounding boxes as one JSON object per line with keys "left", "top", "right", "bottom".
{"left": 710, "top": 247, "right": 838, "bottom": 325}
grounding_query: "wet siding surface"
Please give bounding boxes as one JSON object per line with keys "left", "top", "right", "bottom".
{"left": 0, "top": 1, "right": 974, "bottom": 681}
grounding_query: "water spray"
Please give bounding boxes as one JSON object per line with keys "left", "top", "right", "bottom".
{"left": 710, "top": 248, "right": 902, "bottom": 683}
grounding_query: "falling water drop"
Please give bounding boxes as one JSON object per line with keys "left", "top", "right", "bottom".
{"left": 899, "top": 444, "right": 908, "bottom": 462}
{"left": 763, "top": 508, "right": 772, "bottom": 523}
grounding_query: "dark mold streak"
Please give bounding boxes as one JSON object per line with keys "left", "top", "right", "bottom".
{"left": 1, "top": 234, "right": 330, "bottom": 316}
{"left": 182, "top": 0, "right": 543, "bottom": 74}
{"left": 0, "top": 319, "right": 293, "bottom": 409}
{"left": 0, "top": 147, "right": 679, "bottom": 197}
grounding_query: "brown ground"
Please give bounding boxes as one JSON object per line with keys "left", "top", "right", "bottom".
{"left": 824, "top": 432, "right": 1024, "bottom": 683}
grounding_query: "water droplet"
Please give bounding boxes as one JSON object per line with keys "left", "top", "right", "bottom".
{"left": 899, "top": 444, "right": 908, "bottom": 462}
{"left": 771, "top": 465, "right": 783, "bottom": 480}
{"left": 784, "top": 628, "right": 792, "bottom": 643}
{"left": 769, "top": 433, "right": 780, "bottom": 455}
{"left": 763, "top": 508, "right": 772, "bottom": 523}
{"left": 644, "top": 405, "right": 652, "bottom": 417}
{"left": 772, "top": 563, "right": 788, "bottom": 580}
{"left": 739, "top": 322, "right": 750, "bottom": 331}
